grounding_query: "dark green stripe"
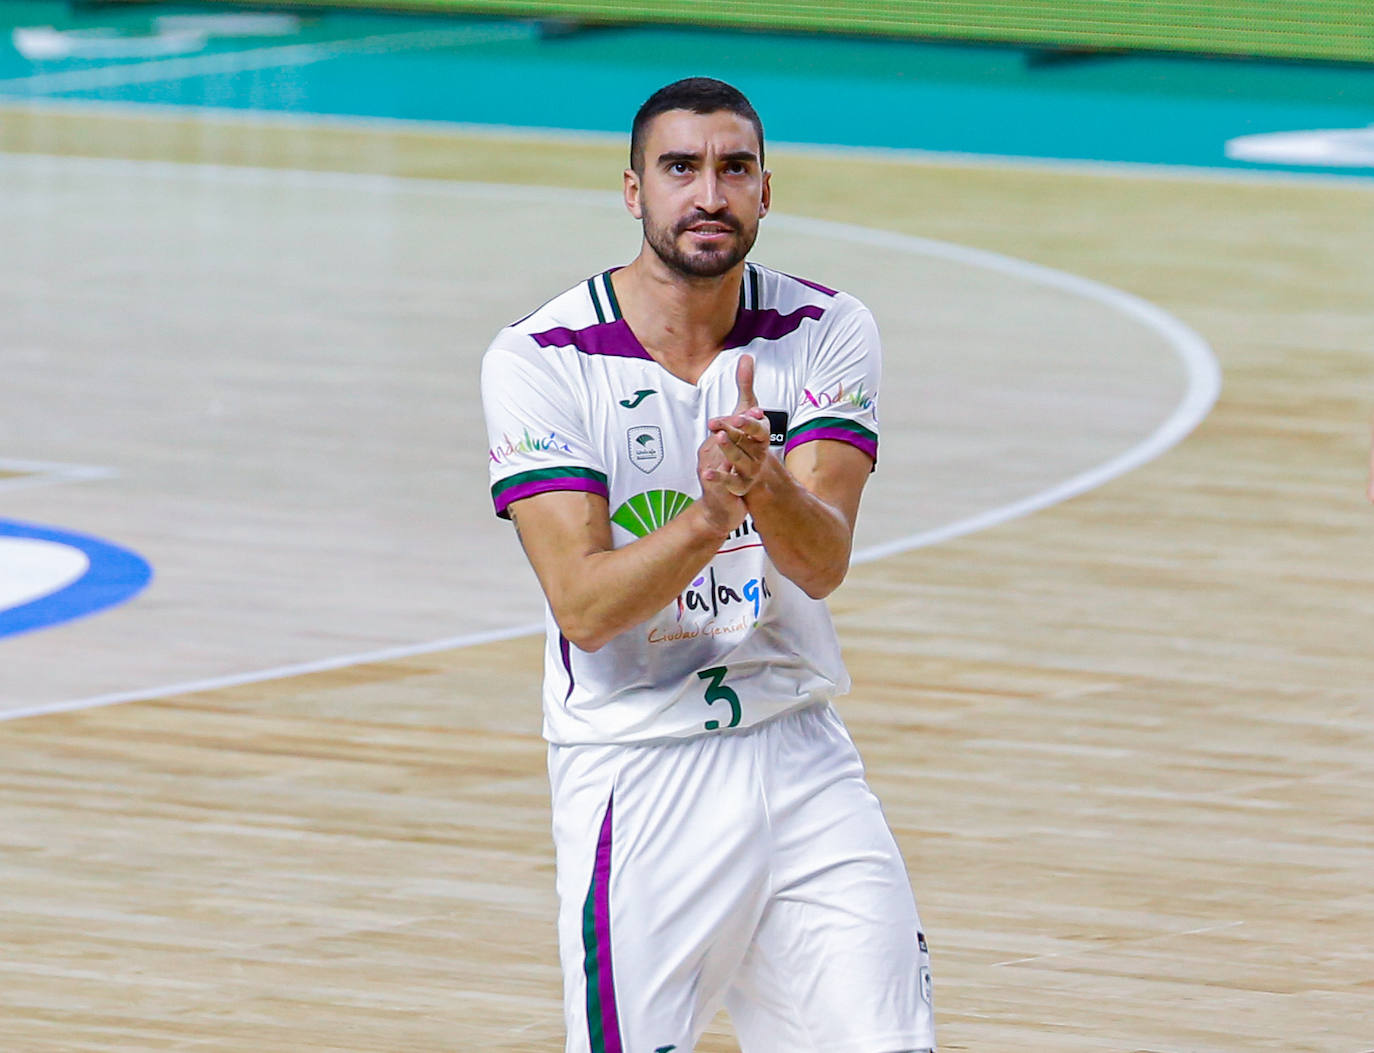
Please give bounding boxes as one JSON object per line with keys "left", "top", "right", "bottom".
{"left": 581, "top": 871, "right": 606, "bottom": 1053}
{"left": 490, "top": 465, "right": 608, "bottom": 500}
{"left": 587, "top": 276, "right": 606, "bottom": 324}
{"left": 601, "top": 271, "right": 623, "bottom": 321}
{"left": 749, "top": 265, "right": 761, "bottom": 310}
{"left": 788, "top": 416, "right": 878, "bottom": 443}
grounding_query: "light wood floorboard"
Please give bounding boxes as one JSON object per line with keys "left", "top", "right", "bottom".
{"left": 1, "top": 105, "right": 1372, "bottom": 1050}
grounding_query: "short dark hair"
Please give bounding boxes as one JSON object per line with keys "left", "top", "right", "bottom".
{"left": 630, "top": 77, "right": 765, "bottom": 174}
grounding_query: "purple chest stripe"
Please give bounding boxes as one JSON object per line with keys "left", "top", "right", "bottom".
{"left": 785, "top": 273, "right": 839, "bottom": 297}
{"left": 724, "top": 304, "right": 825, "bottom": 349}
{"left": 532, "top": 320, "right": 652, "bottom": 360}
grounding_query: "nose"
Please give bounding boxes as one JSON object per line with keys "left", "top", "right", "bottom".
{"left": 694, "top": 168, "right": 727, "bottom": 214}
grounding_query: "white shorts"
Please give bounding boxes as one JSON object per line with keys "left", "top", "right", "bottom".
{"left": 549, "top": 702, "right": 935, "bottom": 1053}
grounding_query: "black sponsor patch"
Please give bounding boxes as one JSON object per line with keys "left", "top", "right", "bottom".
{"left": 764, "top": 409, "right": 789, "bottom": 447}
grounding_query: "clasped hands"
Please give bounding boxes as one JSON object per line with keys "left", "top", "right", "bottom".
{"left": 697, "top": 354, "right": 772, "bottom": 531}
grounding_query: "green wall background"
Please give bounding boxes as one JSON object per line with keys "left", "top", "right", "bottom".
{"left": 233, "top": 0, "right": 1373, "bottom": 64}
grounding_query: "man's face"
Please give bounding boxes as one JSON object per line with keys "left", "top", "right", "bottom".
{"left": 626, "top": 108, "right": 770, "bottom": 280}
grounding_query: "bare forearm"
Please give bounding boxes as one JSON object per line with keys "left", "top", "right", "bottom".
{"left": 744, "top": 459, "right": 853, "bottom": 598}
{"left": 519, "top": 503, "right": 730, "bottom": 651}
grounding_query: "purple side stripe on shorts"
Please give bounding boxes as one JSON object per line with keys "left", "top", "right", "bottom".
{"left": 593, "top": 797, "right": 622, "bottom": 1053}
{"left": 560, "top": 633, "right": 575, "bottom": 702}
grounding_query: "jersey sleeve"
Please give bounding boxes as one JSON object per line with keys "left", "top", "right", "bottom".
{"left": 784, "top": 297, "right": 882, "bottom": 466}
{"left": 480, "top": 337, "right": 608, "bottom": 519}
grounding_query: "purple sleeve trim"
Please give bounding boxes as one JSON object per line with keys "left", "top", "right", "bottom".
{"left": 784, "top": 427, "right": 878, "bottom": 462}
{"left": 494, "top": 475, "right": 609, "bottom": 516}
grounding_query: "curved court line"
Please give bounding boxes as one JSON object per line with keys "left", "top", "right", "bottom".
{"left": 0, "top": 164, "right": 1219, "bottom": 719}
{"left": 766, "top": 214, "right": 1226, "bottom": 564}
{"left": 0, "top": 519, "right": 153, "bottom": 640}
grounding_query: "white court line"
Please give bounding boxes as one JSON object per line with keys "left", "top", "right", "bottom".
{"left": 803, "top": 213, "right": 1225, "bottom": 563}
{"left": 0, "top": 21, "right": 536, "bottom": 96}
{"left": 0, "top": 155, "right": 1221, "bottom": 720}
{"left": 0, "top": 457, "right": 116, "bottom": 495}
{"left": 0, "top": 622, "right": 545, "bottom": 721}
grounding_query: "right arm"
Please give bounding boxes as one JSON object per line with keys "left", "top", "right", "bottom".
{"left": 509, "top": 442, "right": 745, "bottom": 652}
{"left": 483, "top": 338, "right": 744, "bottom": 650}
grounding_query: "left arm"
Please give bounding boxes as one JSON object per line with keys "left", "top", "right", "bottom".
{"left": 707, "top": 355, "right": 871, "bottom": 598}
{"left": 739, "top": 438, "right": 870, "bottom": 598}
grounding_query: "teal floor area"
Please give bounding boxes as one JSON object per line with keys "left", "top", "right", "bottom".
{"left": 1, "top": 0, "right": 1372, "bottom": 176}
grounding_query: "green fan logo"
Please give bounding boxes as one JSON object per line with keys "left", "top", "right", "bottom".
{"left": 610, "top": 489, "right": 694, "bottom": 538}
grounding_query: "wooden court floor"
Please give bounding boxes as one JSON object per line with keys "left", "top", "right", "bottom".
{"left": 2, "top": 107, "right": 1374, "bottom": 1051}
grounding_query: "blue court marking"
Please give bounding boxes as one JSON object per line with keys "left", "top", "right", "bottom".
{"left": 0, "top": 519, "right": 153, "bottom": 640}
{"left": 0, "top": 4, "right": 1371, "bottom": 178}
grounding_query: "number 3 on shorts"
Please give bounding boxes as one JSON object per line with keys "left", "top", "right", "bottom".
{"left": 697, "top": 666, "right": 741, "bottom": 731}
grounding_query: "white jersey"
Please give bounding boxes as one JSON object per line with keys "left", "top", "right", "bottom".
{"left": 480, "top": 262, "right": 882, "bottom": 746}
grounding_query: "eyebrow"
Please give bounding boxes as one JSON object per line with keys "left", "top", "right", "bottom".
{"left": 656, "top": 149, "right": 760, "bottom": 166}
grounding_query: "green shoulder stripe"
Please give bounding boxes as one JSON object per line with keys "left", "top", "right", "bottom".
{"left": 586, "top": 276, "right": 607, "bottom": 324}
{"left": 600, "top": 271, "right": 624, "bottom": 321}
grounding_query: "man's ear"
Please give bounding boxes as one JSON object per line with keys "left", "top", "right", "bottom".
{"left": 758, "top": 169, "right": 771, "bottom": 218}
{"left": 624, "top": 168, "right": 643, "bottom": 219}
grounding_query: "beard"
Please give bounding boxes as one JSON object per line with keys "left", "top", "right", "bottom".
{"left": 642, "top": 205, "right": 758, "bottom": 279}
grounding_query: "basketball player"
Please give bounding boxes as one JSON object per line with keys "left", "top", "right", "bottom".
{"left": 480, "top": 78, "right": 935, "bottom": 1053}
